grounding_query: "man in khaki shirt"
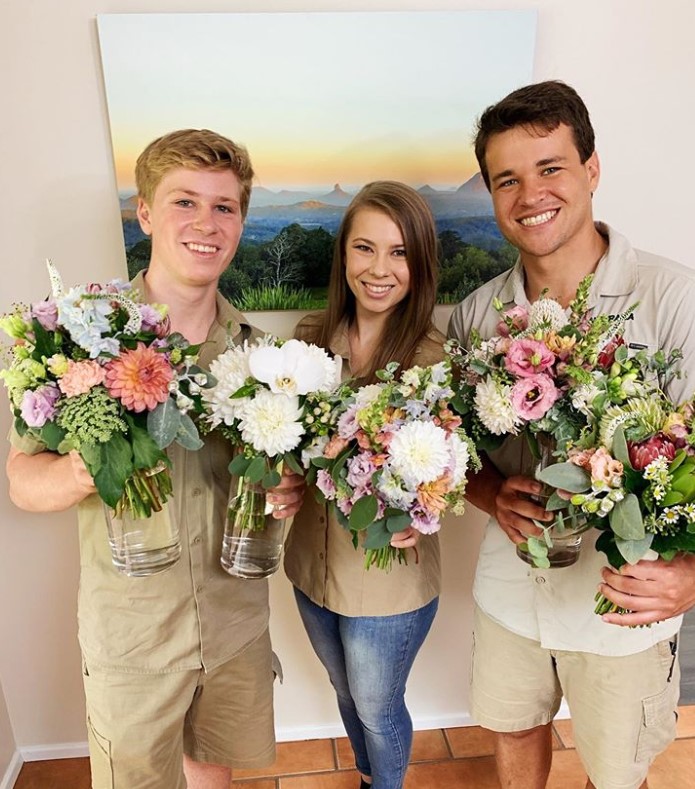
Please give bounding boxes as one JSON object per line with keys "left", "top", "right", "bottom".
{"left": 448, "top": 82, "right": 695, "bottom": 789}
{"left": 6, "top": 129, "right": 303, "bottom": 789}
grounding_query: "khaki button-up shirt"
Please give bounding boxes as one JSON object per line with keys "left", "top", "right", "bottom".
{"left": 283, "top": 315, "right": 445, "bottom": 616}
{"left": 448, "top": 223, "right": 695, "bottom": 656}
{"left": 11, "top": 273, "right": 268, "bottom": 673}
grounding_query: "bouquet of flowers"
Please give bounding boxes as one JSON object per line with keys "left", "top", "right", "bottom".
{"left": 534, "top": 351, "right": 695, "bottom": 615}
{"left": 307, "top": 361, "right": 480, "bottom": 571}
{"left": 0, "top": 261, "right": 208, "bottom": 519}
{"left": 448, "top": 275, "right": 639, "bottom": 566}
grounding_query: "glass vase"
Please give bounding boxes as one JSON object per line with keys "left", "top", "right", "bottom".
{"left": 221, "top": 478, "right": 287, "bottom": 579}
{"left": 104, "top": 463, "right": 181, "bottom": 577}
{"left": 516, "top": 436, "right": 592, "bottom": 569}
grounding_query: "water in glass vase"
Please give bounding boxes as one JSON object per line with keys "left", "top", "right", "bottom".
{"left": 221, "top": 479, "right": 287, "bottom": 579}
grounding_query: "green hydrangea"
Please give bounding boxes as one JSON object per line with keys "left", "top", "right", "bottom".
{"left": 57, "top": 386, "right": 127, "bottom": 448}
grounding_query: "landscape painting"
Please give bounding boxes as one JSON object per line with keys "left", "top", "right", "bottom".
{"left": 97, "top": 11, "right": 536, "bottom": 309}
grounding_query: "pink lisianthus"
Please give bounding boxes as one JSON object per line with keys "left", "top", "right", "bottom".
{"left": 628, "top": 435, "right": 677, "bottom": 471}
{"left": 410, "top": 504, "right": 441, "bottom": 535}
{"left": 346, "top": 452, "right": 377, "bottom": 489}
{"left": 58, "top": 359, "right": 106, "bottom": 397}
{"left": 316, "top": 469, "right": 337, "bottom": 500}
{"left": 510, "top": 374, "right": 560, "bottom": 420}
{"left": 20, "top": 384, "right": 60, "bottom": 427}
{"left": 505, "top": 338, "right": 555, "bottom": 377}
{"left": 30, "top": 300, "right": 59, "bottom": 331}
{"left": 588, "top": 447, "right": 624, "bottom": 487}
{"left": 496, "top": 305, "right": 529, "bottom": 337}
{"left": 568, "top": 447, "right": 596, "bottom": 470}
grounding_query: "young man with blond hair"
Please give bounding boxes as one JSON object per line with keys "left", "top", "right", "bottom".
{"left": 7, "top": 128, "right": 303, "bottom": 789}
{"left": 449, "top": 82, "right": 695, "bottom": 789}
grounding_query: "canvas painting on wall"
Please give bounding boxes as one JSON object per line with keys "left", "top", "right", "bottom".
{"left": 98, "top": 11, "right": 536, "bottom": 309}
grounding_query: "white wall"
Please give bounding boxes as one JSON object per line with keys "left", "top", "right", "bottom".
{"left": 0, "top": 681, "right": 18, "bottom": 783}
{"left": 2, "top": 0, "right": 695, "bottom": 762}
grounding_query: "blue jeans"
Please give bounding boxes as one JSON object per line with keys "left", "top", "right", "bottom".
{"left": 293, "top": 587, "right": 438, "bottom": 789}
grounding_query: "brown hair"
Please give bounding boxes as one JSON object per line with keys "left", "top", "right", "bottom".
{"left": 307, "top": 181, "right": 439, "bottom": 384}
{"left": 135, "top": 128, "right": 255, "bottom": 218}
{"left": 474, "top": 81, "right": 596, "bottom": 189}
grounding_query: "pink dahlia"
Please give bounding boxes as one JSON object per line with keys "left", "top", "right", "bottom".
{"left": 628, "top": 435, "right": 676, "bottom": 471}
{"left": 505, "top": 338, "right": 555, "bottom": 378}
{"left": 510, "top": 374, "right": 560, "bottom": 421}
{"left": 104, "top": 342, "right": 173, "bottom": 412}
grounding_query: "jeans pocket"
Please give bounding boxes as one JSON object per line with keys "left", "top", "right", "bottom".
{"left": 635, "top": 684, "right": 677, "bottom": 763}
{"left": 86, "top": 717, "right": 114, "bottom": 789}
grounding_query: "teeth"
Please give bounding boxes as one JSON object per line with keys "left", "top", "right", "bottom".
{"left": 187, "top": 242, "right": 217, "bottom": 253}
{"left": 364, "top": 283, "right": 393, "bottom": 294}
{"left": 520, "top": 210, "right": 557, "bottom": 227}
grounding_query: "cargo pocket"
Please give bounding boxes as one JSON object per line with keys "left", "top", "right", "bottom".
{"left": 86, "top": 716, "right": 114, "bottom": 789}
{"left": 635, "top": 643, "right": 678, "bottom": 764}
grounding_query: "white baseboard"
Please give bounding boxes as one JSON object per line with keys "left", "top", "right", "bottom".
{"left": 0, "top": 751, "right": 23, "bottom": 789}
{"left": 20, "top": 742, "right": 89, "bottom": 762}
{"left": 12, "top": 704, "right": 572, "bottom": 760}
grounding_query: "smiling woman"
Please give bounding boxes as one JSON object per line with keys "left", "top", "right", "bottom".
{"left": 283, "top": 181, "right": 446, "bottom": 789}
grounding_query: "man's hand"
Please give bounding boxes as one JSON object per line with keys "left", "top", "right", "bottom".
{"left": 598, "top": 553, "right": 695, "bottom": 626}
{"left": 492, "top": 475, "right": 552, "bottom": 545}
{"left": 266, "top": 467, "right": 305, "bottom": 519}
{"left": 68, "top": 450, "right": 97, "bottom": 497}
{"left": 390, "top": 527, "right": 420, "bottom": 549}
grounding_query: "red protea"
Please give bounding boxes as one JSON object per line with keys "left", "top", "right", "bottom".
{"left": 104, "top": 342, "right": 173, "bottom": 412}
{"left": 627, "top": 434, "right": 676, "bottom": 470}
{"left": 598, "top": 336, "right": 625, "bottom": 369}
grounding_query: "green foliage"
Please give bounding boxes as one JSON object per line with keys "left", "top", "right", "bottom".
{"left": 236, "top": 284, "right": 323, "bottom": 311}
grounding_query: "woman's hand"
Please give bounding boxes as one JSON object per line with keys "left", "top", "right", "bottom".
{"left": 266, "top": 467, "right": 306, "bottom": 519}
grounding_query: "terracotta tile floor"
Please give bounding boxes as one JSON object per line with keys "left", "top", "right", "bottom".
{"left": 13, "top": 706, "right": 695, "bottom": 788}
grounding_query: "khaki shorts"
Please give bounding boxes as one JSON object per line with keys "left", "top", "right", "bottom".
{"left": 83, "top": 629, "right": 276, "bottom": 789}
{"left": 471, "top": 605, "right": 679, "bottom": 789}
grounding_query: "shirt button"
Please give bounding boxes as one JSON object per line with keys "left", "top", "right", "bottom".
{"left": 319, "top": 516, "right": 325, "bottom": 524}
{"left": 192, "top": 488, "right": 202, "bottom": 497}
{"left": 192, "top": 536, "right": 201, "bottom": 545}
{"left": 535, "top": 576, "right": 546, "bottom": 585}
{"left": 196, "top": 585, "right": 203, "bottom": 593}
{"left": 319, "top": 552, "right": 324, "bottom": 559}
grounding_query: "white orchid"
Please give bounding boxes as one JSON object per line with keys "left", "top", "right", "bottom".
{"left": 249, "top": 339, "right": 340, "bottom": 396}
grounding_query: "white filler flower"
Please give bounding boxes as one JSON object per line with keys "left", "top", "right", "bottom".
{"left": 238, "top": 389, "right": 304, "bottom": 456}
{"left": 249, "top": 339, "right": 340, "bottom": 396}
{"left": 388, "top": 421, "right": 450, "bottom": 486}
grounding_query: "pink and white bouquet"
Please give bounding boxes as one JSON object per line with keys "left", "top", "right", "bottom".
{"left": 308, "top": 361, "right": 480, "bottom": 571}
{"left": 0, "top": 261, "right": 209, "bottom": 518}
{"left": 201, "top": 335, "right": 344, "bottom": 489}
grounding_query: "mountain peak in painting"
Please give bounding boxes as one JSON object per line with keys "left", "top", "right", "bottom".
{"left": 320, "top": 184, "right": 352, "bottom": 206}
{"left": 456, "top": 172, "right": 488, "bottom": 195}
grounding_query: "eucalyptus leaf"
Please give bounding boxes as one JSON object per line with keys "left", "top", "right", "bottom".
{"left": 311, "top": 457, "right": 330, "bottom": 469}
{"left": 228, "top": 454, "right": 251, "bottom": 476}
{"left": 609, "top": 493, "right": 645, "bottom": 540}
{"left": 129, "top": 417, "right": 167, "bottom": 469}
{"left": 93, "top": 433, "right": 133, "bottom": 508}
{"left": 262, "top": 470, "right": 282, "bottom": 489}
{"left": 546, "top": 490, "right": 569, "bottom": 511}
{"left": 246, "top": 455, "right": 267, "bottom": 483}
{"left": 386, "top": 512, "right": 411, "bottom": 533}
{"left": 284, "top": 452, "right": 304, "bottom": 476}
{"left": 536, "top": 462, "right": 590, "bottom": 493}
{"left": 147, "top": 398, "right": 182, "bottom": 449}
{"left": 349, "top": 495, "right": 378, "bottom": 532}
{"left": 175, "top": 413, "right": 204, "bottom": 451}
{"left": 612, "top": 426, "right": 631, "bottom": 468}
{"left": 615, "top": 534, "right": 654, "bottom": 565}
{"left": 363, "top": 519, "right": 391, "bottom": 549}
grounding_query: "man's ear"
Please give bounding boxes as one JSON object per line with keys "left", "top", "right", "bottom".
{"left": 586, "top": 150, "right": 600, "bottom": 193}
{"left": 136, "top": 197, "right": 153, "bottom": 236}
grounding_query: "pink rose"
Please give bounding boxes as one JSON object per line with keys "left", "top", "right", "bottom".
{"left": 58, "top": 359, "right": 106, "bottom": 397}
{"left": 505, "top": 339, "right": 555, "bottom": 378}
{"left": 510, "top": 374, "right": 560, "bottom": 421}
{"left": 589, "top": 447, "right": 623, "bottom": 487}
{"left": 496, "top": 305, "right": 529, "bottom": 337}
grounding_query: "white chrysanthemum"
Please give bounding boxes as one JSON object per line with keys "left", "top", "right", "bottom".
{"left": 354, "top": 383, "right": 386, "bottom": 408}
{"left": 249, "top": 339, "right": 339, "bottom": 395}
{"left": 529, "top": 297, "right": 569, "bottom": 332}
{"left": 388, "top": 421, "right": 450, "bottom": 486}
{"left": 449, "top": 433, "right": 471, "bottom": 487}
{"left": 377, "top": 468, "right": 418, "bottom": 509}
{"left": 474, "top": 378, "right": 521, "bottom": 435}
{"left": 237, "top": 389, "right": 304, "bottom": 456}
{"left": 201, "top": 345, "right": 253, "bottom": 427}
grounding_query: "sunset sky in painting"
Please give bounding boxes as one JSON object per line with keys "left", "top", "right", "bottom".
{"left": 98, "top": 11, "right": 536, "bottom": 194}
